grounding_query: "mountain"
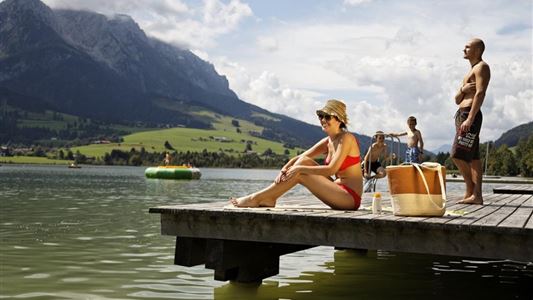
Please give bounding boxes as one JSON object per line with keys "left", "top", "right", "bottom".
{"left": 494, "top": 121, "right": 533, "bottom": 148}
{"left": 0, "top": 0, "right": 376, "bottom": 149}
{"left": 431, "top": 144, "right": 452, "bottom": 154}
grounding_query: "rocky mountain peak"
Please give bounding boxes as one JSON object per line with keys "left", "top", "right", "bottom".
{"left": 0, "top": 0, "right": 57, "bottom": 27}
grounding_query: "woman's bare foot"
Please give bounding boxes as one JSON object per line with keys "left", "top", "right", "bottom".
{"left": 456, "top": 194, "right": 483, "bottom": 205}
{"left": 229, "top": 194, "right": 276, "bottom": 208}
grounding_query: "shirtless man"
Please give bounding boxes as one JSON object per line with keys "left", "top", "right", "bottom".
{"left": 451, "top": 38, "right": 491, "bottom": 205}
{"left": 390, "top": 116, "right": 424, "bottom": 163}
{"left": 362, "top": 131, "right": 391, "bottom": 179}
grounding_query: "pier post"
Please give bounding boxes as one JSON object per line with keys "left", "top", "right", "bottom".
{"left": 173, "top": 237, "right": 313, "bottom": 283}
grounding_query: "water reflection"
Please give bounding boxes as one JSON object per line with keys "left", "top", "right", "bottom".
{"left": 215, "top": 249, "right": 533, "bottom": 300}
{"left": 1, "top": 165, "right": 532, "bottom": 299}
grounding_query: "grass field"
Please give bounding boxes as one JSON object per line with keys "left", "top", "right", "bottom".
{"left": 70, "top": 113, "right": 303, "bottom": 158}
{"left": 0, "top": 156, "right": 69, "bottom": 165}
{"left": 72, "top": 126, "right": 301, "bottom": 158}
{"left": 11, "top": 107, "right": 303, "bottom": 160}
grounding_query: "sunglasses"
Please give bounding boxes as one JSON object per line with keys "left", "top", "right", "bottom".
{"left": 317, "top": 113, "right": 333, "bottom": 121}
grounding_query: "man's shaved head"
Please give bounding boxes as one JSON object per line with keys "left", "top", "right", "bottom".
{"left": 471, "top": 38, "right": 485, "bottom": 56}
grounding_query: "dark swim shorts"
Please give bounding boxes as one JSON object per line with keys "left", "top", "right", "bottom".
{"left": 451, "top": 108, "right": 482, "bottom": 162}
{"left": 363, "top": 161, "right": 382, "bottom": 174}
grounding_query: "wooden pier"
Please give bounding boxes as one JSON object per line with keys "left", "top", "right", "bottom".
{"left": 494, "top": 184, "right": 533, "bottom": 194}
{"left": 149, "top": 189, "right": 533, "bottom": 283}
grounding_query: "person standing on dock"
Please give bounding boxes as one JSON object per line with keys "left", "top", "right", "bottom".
{"left": 389, "top": 116, "right": 424, "bottom": 163}
{"left": 230, "top": 99, "right": 363, "bottom": 210}
{"left": 451, "top": 38, "right": 491, "bottom": 205}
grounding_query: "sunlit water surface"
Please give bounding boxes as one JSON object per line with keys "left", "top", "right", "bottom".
{"left": 0, "top": 165, "right": 531, "bottom": 299}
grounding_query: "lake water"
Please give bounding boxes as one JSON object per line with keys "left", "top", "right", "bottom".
{"left": 1, "top": 165, "right": 532, "bottom": 299}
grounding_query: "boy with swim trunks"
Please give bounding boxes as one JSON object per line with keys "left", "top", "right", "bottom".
{"left": 390, "top": 116, "right": 424, "bottom": 163}
{"left": 362, "top": 131, "right": 390, "bottom": 179}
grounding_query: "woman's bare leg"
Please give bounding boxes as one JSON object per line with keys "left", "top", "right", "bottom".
{"left": 231, "top": 156, "right": 359, "bottom": 210}
{"left": 298, "top": 174, "right": 357, "bottom": 210}
{"left": 231, "top": 156, "right": 319, "bottom": 207}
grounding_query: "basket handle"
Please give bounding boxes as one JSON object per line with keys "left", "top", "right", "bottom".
{"left": 412, "top": 163, "right": 446, "bottom": 210}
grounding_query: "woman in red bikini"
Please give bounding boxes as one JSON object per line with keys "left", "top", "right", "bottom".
{"left": 230, "top": 99, "right": 363, "bottom": 210}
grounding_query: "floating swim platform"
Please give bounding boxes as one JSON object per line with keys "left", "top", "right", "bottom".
{"left": 145, "top": 166, "right": 201, "bottom": 180}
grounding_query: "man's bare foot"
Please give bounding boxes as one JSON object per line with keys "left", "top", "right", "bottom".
{"left": 462, "top": 191, "right": 472, "bottom": 200}
{"left": 229, "top": 194, "right": 276, "bottom": 208}
{"left": 456, "top": 195, "right": 483, "bottom": 205}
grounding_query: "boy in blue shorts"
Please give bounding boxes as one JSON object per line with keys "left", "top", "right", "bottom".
{"left": 390, "top": 116, "right": 424, "bottom": 163}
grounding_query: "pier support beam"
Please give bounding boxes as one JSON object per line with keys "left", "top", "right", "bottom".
{"left": 174, "top": 237, "right": 313, "bottom": 283}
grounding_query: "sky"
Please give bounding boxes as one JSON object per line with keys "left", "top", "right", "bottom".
{"left": 40, "top": 0, "right": 532, "bottom": 151}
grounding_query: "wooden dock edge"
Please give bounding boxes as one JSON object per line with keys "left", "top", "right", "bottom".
{"left": 152, "top": 209, "right": 533, "bottom": 283}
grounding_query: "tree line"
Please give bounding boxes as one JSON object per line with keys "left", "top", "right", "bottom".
{"left": 431, "top": 136, "right": 533, "bottom": 177}
{"left": 55, "top": 148, "right": 293, "bottom": 169}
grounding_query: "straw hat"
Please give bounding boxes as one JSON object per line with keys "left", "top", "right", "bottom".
{"left": 316, "top": 99, "right": 348, "bottom": 125}
{"left": 375, "top": 130, "right": 385, "bottom": 137}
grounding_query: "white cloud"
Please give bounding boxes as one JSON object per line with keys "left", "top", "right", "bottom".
{"left": 343, "top": 0, "right": 373, "bottom": 6}
{"left": 208, "top": 0, "right": 531, "bottom": 150}
{"left": 43, "top": 0, "right": 253, "bottom": 49}
{"left": 203, "top": 0, "right": 252, "bottom": 32}
{"left": 213, "top": 57, "right": 324, "bottom": 124}
{"left": 44, "top": 0, "right": 189, "bottom": 17}
{"left": 41, "top": 0, "right": 532, "bottom": 150}
{"left": 256, "top": 36, "right": 278, "bottom": 52}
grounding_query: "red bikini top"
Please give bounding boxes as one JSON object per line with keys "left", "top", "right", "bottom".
{"left": 324, "top": 135, "right": 361, "bottom": 171}
{"left": 324, "top": 155, "right": 361, "bottom": 171}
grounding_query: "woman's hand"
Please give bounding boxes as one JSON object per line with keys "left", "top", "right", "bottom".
{"left": 275, "top": 168, "right": 288, "bottom": 184}
{"left": 283, "top": 166, "right": 302, "bottom": 181}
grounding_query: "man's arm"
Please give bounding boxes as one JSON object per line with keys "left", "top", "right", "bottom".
{"left": 455, "top": 85, "right": 465, "bottom": 104}
{"left": 461, "top": 64, "right": 491, "bottom": 132}
{"left": 455, "top": 82, "right": 475, "bottom": 105}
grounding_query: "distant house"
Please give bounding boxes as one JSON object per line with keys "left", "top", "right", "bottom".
{"left": 92, "top": 140, "right": 111, "bottom": 144}
{"left": 0, "top": 146, "right": 11, "bottom": 157}
{"left": 12, "top": 147, "right": 33, "bottom": 155}
{"left": 213, "top": 136, "right": 233, "bottom": 143}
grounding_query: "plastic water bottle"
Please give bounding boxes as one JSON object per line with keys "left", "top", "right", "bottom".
{"left": 372, "top": 192, "right": 382, "bottom": 214}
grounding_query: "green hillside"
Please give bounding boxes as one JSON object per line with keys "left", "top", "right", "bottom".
{"left": 71, "top": 113, "right": 303, "bottom": 158}
{"left": 494, "top": 121, "right": 533, "bottom": 147}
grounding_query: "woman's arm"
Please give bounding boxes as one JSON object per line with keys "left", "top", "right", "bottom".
{"left": 283, "top": 137, "right": 328, "bottom": 169}
{"left": 290, "top": 133, "right": 357, "bottom": 177}
{"left": 276, "top": 137, "right": 329, "bottom": 183}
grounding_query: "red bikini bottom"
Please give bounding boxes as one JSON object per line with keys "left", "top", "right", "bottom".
{"left": 337, "top": 183, "right": 361, "bottom": 210}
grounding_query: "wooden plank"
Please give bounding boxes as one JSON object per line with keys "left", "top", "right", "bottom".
{"left": 470, "top": 195, "right": 530, "bottom": 227}
{"left": 527, "top": 212, "right": 533, "bottom": 229}
{"left": 421, "top": 193, "right": 502, "bottom": 225}
{"left": 446, "top": 194, "right": 520, "bottom": 226}
{"left": 494, "top": 184, "right": 533, "bottom": 194}
{"left": 498, "top": 207, "right": 533, "bottom": 229}
{"left": 448, "top": 178, "right": 533, "bottom": 184}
